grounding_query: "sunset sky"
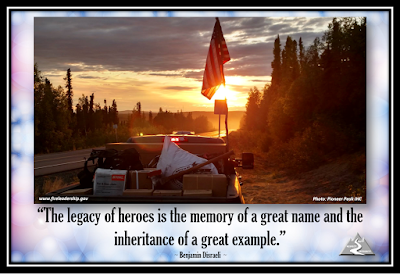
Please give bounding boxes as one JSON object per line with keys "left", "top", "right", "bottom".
{"left": 34, "top": 16, "right": 332, "bottom": 112}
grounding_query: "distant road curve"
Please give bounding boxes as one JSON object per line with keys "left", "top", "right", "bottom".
{"left": 197, "top": 129, "right": 236, "bottom": 138}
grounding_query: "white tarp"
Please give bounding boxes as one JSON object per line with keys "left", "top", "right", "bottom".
{"left": 156, "top": 137, "right": 218, "bottom": 189}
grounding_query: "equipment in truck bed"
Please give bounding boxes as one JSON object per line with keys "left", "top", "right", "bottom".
{"left": 42, "top": 135, "right": 251, "bottom": 204}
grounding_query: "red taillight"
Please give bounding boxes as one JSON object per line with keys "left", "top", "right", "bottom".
{"left": 170, "top": 137, "right": 188, "bottom": 142}
{"left": 162, "top": 136, "right": 188, "bottom": 143}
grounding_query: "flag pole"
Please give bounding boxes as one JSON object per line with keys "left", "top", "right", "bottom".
{"left": 218, "top": 114, "right": 221, "bottom": 137}
{"left": 201, "top": 17, "right": 230, "bottom": 151}
{"left": 224, "top": 95, "right": 229, "bottom": 153}
{"left": 217, "top": 17, "right": 229, "bottom": 151}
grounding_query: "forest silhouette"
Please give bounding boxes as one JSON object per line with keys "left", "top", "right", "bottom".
{"left": 34, "top": 65, "right": 214, "bottom": 154}
{"left": 231, "top": 17, "right": 366, "bottom": 173}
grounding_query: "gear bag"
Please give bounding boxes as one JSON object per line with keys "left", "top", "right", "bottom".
{"left": 77, "top": 148, "right": 143, "bottom": 188}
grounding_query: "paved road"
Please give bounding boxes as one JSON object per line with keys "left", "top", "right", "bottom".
{"left": 196, "top": 129, "right": 235, "bottom": 138}
{"left": 34, "top": 147, "right": 104, "bottom": 176}
{"left": 34, "top": 130, "right": 236, "bottom": 176}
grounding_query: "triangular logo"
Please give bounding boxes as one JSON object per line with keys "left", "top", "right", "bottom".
{"left": 339, "top": 233, "right": 375, "bottom": 256}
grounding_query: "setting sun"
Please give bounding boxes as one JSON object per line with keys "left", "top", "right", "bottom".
{"left": 212, "top": 84, "right": 242, "bottom": 108}
{"left": 213, "top": 85, "right": 237, "bottom": 101}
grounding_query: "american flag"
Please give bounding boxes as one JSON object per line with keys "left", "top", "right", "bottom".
{"left": 201, "top": 18, "right": 230, "bottom": 100}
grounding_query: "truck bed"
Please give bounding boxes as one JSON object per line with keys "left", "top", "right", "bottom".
{"left": 106, "top": 142, "right": 227, "bottom": 167}
{"left": 43, "top": 173, "right": 244, "bottom": 204}
{"left": 41, "top": 135, "right": 246, "bottom": 204}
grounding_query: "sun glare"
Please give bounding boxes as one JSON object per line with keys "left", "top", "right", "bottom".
{"left": 213, "top": 85, "right": 238, "bottom": 103}
{"left": 213, "top": 85, "right": 227, "bottom": 99}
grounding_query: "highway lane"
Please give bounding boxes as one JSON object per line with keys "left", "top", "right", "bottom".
{"left": 34, "top": 147, "right": 104, "bottom": 176}
{"left": 196, "top": 129, "right": 235, "bottom": 138}
{"left": 34, "top": 130, "right": 236, "bottom": 176}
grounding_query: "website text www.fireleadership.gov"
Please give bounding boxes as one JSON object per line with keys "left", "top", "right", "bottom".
{"left": 38, "top": 196, "right": 89, "bottom": 202}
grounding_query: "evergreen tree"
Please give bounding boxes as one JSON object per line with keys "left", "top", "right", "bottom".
{"left": 34, "top": 65, "right": 73, "bottom": 153}
{"left": 75, "top": 94, "right": 89, "bottom": 136}
{"left": 111, "top": 99, "right": 119, "bottom": 125}
{"left": 186, "top": 112, "right": 194, "bottom": 130}
{"left": 94, "top": 103, "right": 103, "bottom": 130}
{"left": 88, "top": 93, "right": 95, "bottom": 131}
{"left": 75, "top": 103, "right": 83, "bottom": 135}
{"left": 298, "top": 37, "right": 305, "bottom": 73}
{"left": 34, "top": 63, "right": 44, "bottom": 142}
{"left": 243, "top": 87, "right": 261, "bottom": 131}
{"left": 103, "top": 99, "right": 109, "bottom": 127}
{"left": 130, "top": 101, "right": 142, "bottom": 127}
{"left": 270, "top": 35, "right": 282, "bottom": 88}
{"left": 136, "top": 102, "right": 141, "bottom": 117}
{"left": 148, "top": 110, "right": 153, "bottom": 124}
{"left": 193, "top": 116, "right": 211, "bottom": 133}
{"left": 281, "top": 36, "right": 300, "bottom": 85}
{"left": 63, "top": 68, "right": 73, "bottom": 114}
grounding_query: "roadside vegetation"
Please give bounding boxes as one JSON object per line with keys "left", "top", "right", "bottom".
{"left": 230, "top": 18, "right": 366, "bottom": 203}
{"left": 34, "top": 67, "right": 214, "bottom": 154}
{"left": 34, "top": 169, "right": 81, "bottom": 203}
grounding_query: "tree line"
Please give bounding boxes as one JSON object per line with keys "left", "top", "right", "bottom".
{"left": 123, "top": 104, "right": 213, "bottom": 135}
{"left": 235, "top": 17, "right": 366, "bottom": 172}
{"left": 34, "top": 65, "right": 213, "bottom": 154}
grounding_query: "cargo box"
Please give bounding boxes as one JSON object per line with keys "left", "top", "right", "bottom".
{"left": 127, "top": 169, "right": 160, "bottom": 189}
{"left": 183, "top": 174, "right": 227, "bottom": 197}
{"left": 93, "top": 169, "right": 127, "bottom": 196}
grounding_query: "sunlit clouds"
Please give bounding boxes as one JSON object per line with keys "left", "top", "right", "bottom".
{"left": 34, "top": 17, "right": 332, "bottom": 112}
